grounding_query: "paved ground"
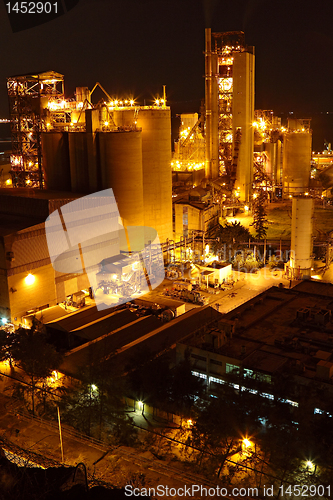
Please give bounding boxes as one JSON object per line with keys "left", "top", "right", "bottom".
{"left": 148, "top": 266, "right": 291, "bottom": 314}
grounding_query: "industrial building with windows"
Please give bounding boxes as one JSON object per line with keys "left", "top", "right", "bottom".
{"left": 176, "top": 280, "right": 333, "bottom": 412}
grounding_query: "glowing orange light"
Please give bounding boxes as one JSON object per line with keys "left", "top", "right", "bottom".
{"left": 25, "top": 273, "right": 35, "bottom": 285}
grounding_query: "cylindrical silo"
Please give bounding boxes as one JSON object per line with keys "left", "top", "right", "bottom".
{"left": 264, "top": 141, "right": 282, "bottom": 183}
{"left": 113, "top": 108, "right": 173, "bottom": 242}
{"left": 76, "top": 87, "right": 90, "bottom": 103}
{"left": 264, "top": 143, "right": 275, "bottom": 178}
{"left": 98, "top": 130, "right": 144, "bottom": 228}
{"left": 137, "top": 109, "right": 172, "bottom": 242}
{"left": 289, "top": 196, "right": 314, "bottom": 279}
{"left": 283, "top": 132, "right": 312, "bottom": 195}
{"left": 68, "top": 132, "right": 91, "bottom": 193}
{"left": 41, "top": 132, "right": 71, "bottom": 191}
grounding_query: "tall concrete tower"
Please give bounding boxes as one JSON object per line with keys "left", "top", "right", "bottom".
{"left": 287, "top": 196, "right": 314, "bottom": 279}
{"left": 205, "top": 30, "right": 255, "bottom": 201}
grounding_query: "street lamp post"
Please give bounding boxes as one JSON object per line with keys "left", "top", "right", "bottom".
{"left": 57, "top": 406, "right": 64, "bottom": 463}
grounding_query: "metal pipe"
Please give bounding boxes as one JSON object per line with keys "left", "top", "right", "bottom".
{"left": 205, "top": 28, "right": 212, "bottom": 179}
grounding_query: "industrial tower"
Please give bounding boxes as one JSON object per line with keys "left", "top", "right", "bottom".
{"left": 7, "top": 71, "right": 65, "bottom": 188}
{"left": 205, "top": 29, "right": 255, "bottom": 201}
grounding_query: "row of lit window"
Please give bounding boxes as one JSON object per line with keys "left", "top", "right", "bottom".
{"left": 191, "top": 371, "right": 298, "bottom": 407}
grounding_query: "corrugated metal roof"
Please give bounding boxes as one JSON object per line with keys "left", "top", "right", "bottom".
{"left": 48, "top": 307, "right": 136, "bottom": 338}
{"left": 60, "top": 314, "right": 161, "bottom": 375}
{"left": 61, "top": 306, "right": 222, "bottom": 377}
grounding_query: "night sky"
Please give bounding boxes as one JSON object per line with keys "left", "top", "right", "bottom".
{"left": 1, "top": 0, "right": 333, "bottom": 148}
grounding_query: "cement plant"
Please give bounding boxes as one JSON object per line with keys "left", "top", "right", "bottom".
{"left": 1, "top": 27, "right": 333, "bottom": 499}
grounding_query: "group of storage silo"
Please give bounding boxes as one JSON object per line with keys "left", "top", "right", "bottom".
{"left": 41, "top": 107, "right": 173, "bottom": 243}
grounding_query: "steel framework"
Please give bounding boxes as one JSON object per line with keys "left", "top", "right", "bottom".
{"left": 7, "top": 71, "right": 64, "bottom": 188}
{"left": 212, "top": 32, "right": 246, "bottom": 181}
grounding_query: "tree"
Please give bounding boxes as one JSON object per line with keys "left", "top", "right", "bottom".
{"left": 8, "top": 318, "right": 63, "bottom": 415}
{"left": 190, "top": 382, "right": 261, "bottom": 478}
{"left": 60, "top": 352, "right": 137, "bottom": 444}
{"left": 251, "top": 191, "right": 268, "bottom": 240}
{"left": 210, "top": 221, "right": 252, "bottom": 260}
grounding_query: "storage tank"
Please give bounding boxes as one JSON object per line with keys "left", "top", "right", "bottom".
{"left": 283, "top": 132, "right": 312, "bottom": 195}
{"left": 75, "top": 87, "right": 90, "bottom": 103}
{"left": 264, "top": 140, "right": 282, "bottom": 184}
{"left": 98, "top": 130, "right": 144, "bottom": 228}
{"left": 288, "top": 196, "right": 314, "bottom": 279}
{"left": 232, "top": 50, "right": 255, "bottom": 202}
{"left": 68, "top": 132, "right": 92, "bottom": 193}
{"left": 113, "top": 108, "right": 173, "bottom": 242}
{"left": 41, "top": 132, "right": 71, "bottom": 191}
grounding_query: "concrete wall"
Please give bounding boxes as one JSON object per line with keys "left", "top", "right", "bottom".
{"left": 7, "top": 264, "right": 57, "bottom": 322}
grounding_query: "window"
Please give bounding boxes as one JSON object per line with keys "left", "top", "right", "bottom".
{"left": 261, "top": 392, "right": 274, "bottom": 400}
{"left": 210, "top": 359, "right": 222, "bottom": 366}
{"left": 280, "top": 399, "right": 298, "bottom": 408}
{"left": 209, "top": 376, "right": 223, "bottom": 384}
{"left": 191, "top": 354, "right": 207, "bottom": 362}
{"left": 226, "top": 363, "right": 239, "bottom": 374}
{"left": 191, "top": 371, "right": 207, "bottom": 380}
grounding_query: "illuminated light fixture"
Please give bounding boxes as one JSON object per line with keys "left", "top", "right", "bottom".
{"left": 186, "top": 419, "right": 193, "bottom": 428}
{"left": 130, "top": 100, "right": 134, "bottom": 106}
{"left": 91, "top": 384, "right": 97, "bottom": 391}
{"left": 114, "top": 100, "right": 118, "bottom": 106}
{"left": 6, "top": 179, "right": 12, "bottom": 185}
{"left": 243, "top": 438, "right": 252, "bottom": 448}
{"left": 46, "top": 122, "right": 51, "bottom": 128}
{"left": 25, "top": 273, "right": 35, "bottom": 285}
{"left": 305, "top": 192, "right": 309, "bottom": 196}
{"left": 235, "top": 192, "right": 240, "bottom": 197}
{"left": 112, "top": 274, "right": 117, "bottom": 280}
{"left": 104, "top": 121, "right": 109, "bottom": 126}
{"left": 1, "top": 318, "right": 7, "bottom": 325}
{"left": 138, "top": 401, "right": 143, "bottom": 409}
{"left": 244, "top": 205, "right": 249, "bottom": 211}
{"left": 155, "top": 99, "right": 160, "bottom": 106}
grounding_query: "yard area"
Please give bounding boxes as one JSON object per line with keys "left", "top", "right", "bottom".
{"left": 225, "top": 200, "right": 333, "bottom": 240}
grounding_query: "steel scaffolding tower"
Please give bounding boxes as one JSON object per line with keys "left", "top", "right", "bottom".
{"left": 7, "top": 71, "right": 64, "bottom": 188}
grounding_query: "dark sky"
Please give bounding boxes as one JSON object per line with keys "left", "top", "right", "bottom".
{"left": 1, "top": 0, "right": 333, "bottom": 123}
